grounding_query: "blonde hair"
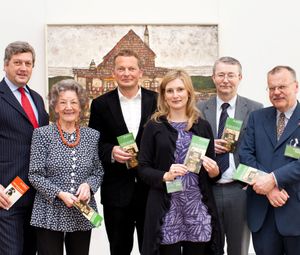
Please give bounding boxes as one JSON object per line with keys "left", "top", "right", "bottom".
{"left": 151, "top": 69, "right": 200, "bottom": 130}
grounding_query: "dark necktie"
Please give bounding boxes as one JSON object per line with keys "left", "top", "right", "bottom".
{"left": 277, "top": 112, "right": 285, "bottom": 140}
{"left": 18, "top": 87, "right": 39, "bottom": 128}
{"left": 216, "top": 103, "right": 230, "bottom": 173}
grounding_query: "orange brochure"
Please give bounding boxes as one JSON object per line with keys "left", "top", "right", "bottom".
{"left": 4, "top": 176, "right": 29, "bottom": 210}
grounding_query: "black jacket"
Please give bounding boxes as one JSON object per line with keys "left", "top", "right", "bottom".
{"left": 89, "top": 87, "right": 157, "bottom": 207}
{"left": 138, "top": 116, "right": 223, "bottom": 255}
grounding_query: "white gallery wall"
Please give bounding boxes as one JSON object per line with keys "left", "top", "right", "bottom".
{"left": 1, "top": 0, "right": 300, "bottom": 254}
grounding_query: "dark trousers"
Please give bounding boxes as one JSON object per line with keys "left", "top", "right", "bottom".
{"left": 0, "top": 206, "right": 36, "bottom": 255}
{"left": 36, "top": 227, "right": 91, "bottom": 255}
{"left": 103, "top": 199, "right": 145, "bottom": 255}
{"left": 213, "top": 182, "right": 250, "bottom": 255}
{"left": 252, "top": 207, "right": 300, "bottom": 255}
{"left": 160, "top": 241, "right": 207, "bottom": 255}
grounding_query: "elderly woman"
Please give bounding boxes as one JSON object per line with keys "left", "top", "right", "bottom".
{"left": 28, "top": 79, "right": 103, "bottom": 255}
{"left": 138, "top": 69, "right": 223, "bottom": 255}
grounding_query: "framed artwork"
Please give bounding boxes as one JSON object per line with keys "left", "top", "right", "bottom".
{"left": 46, "top": 24, "right": 218, "bottom": 122}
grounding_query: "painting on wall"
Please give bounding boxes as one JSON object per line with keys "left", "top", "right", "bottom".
{"left": 46, "top": 24, "right": 218, "bottom": 122}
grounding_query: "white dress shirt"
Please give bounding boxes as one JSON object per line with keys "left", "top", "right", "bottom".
{"left": 118, "top": 87, "right": 141, "bottom": 139}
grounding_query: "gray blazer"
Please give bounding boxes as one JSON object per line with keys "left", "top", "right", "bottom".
{"left": 197, "top": 95, "right": 263, "bottom": 167}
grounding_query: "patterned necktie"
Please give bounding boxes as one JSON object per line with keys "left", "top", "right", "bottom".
{"left": 216, "top": 103, "right": 230, "bottom": 174}
{"left": 18, "top": 87, "right": 39, "bottom": 128}
{"left": 277, "top": 112, "right": 285, "bottom": 140}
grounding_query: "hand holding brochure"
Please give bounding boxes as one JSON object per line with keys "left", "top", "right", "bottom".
{"left": 117, "top": 133, "right": 139, "bottom": 169}
{"left": 73, "top": 200, "right": 103, "bottom": 227}
{"left": 184, "top": 135, "right": 210, "bottom": 174}
{"left": 233, "top": 164, "right": 267, "bottom": 184}
{"left": 4, "top": 176, "right": 29, "bottom": 210}
{"left": 221, "top": 118, "right": 243, "bottom": 153}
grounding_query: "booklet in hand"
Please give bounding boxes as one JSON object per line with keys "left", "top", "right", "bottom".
{"left": 4, "top": 176, "right": 29, "bottom": 210}
{"left": 233, "top": 163, "right": 267, "bottom": 184}
{"left": 184, "top": 135, "right": 210, "bottom": 174}
{"left": 73, "top": 200, "right": 103, "bottom": 227}
{"left": 117, "top": 133, "right": 139, "bottom": 169}
{"left": 221, "top": 117, "right": 243, "bottom": 153}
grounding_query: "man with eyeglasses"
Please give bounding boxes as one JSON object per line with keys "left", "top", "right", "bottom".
{"left": 240, "top": 66, "right": 300, "bottom": 255}
{"left": 198, "top": 56, "right": 263, "bottom": 255}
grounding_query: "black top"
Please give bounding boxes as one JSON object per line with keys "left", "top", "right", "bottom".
{"left": 138, "top": 116, "right": 223, "bottom": 255}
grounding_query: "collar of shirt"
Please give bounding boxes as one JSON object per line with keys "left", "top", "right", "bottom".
{"left": 5, "top": 76, "right": 29, "bottom": 93}
{"left": 216, "top": 95, "right": 237, "bottom": 119}
{"left": 5, "top": 76, "right": 39, "bottom": 120}
{"left": 118, "top": 87, "right": 142, "bottom": 102}
{"left": 276, "top": 102, "right": 297, "bottom": 122}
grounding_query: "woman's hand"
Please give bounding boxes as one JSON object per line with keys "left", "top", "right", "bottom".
{"left": 58, "top": 191, "right": 78, "bottom": 208}
{"left": 163, "top": 164, "right": 187, "bottom": 182}
{"left": 201, "top": 155, "right": 219, "bottom": 178}
{"left": 76, "top": 183, "right": 91, "bottom": 202}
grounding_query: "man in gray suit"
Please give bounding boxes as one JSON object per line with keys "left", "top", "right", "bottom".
{"left": 198, "top": 56, "right": 263, "bottom": 255}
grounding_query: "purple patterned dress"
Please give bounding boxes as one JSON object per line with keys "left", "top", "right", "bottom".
{"left": 161, "top": 122, "right": 212, "bottom": 244}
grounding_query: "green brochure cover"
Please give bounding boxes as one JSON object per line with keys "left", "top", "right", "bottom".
{"left": 73, "top": 200, "right": 103, "bottom": 227}
{"left": 233, "top": 163, "right": 267, "bottom": 184}
{"left": 221, "top": 117, "right": 243, "bottom": 153}
{"left": 284, "top": 145, "right": 300, "bottom": 159}
{"left": 184, "top": 135, "right": 210, "bottom": 174}
{"left": 117, "top": 133, "right": 139, "bottom": 169}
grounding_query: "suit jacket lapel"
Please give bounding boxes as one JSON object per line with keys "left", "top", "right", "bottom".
{"left": 27, "top": 86, "right": 45, "bottom": 126}
{"left": 107, "top": 89, "right": 128, "bottom": 133}
{"left": 275, "top": 103, "right": 300, "bottom": 149}
{"left": 263, "top": 107, "right": 277, "bottom": 148}
{"left": 203, "top": 98, "right": 217, "bottom": 137}
{"left": 234, "top": 95, "right": 248, "bottom": 122}
{"left": 137, "top": 88, "right": 153, "bottom": 138}
{"left": 0, "top": 79, "right": 29, "bottom": 120}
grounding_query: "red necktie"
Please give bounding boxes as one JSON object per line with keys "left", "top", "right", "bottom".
{"left": 18, "top": 87, "right": 39, "bottom": 128}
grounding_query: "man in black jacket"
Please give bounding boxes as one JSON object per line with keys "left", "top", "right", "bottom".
{"left": 89, "top": 49, "right": 157, "bottom": 255}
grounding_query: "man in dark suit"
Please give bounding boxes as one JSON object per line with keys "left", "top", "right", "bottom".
{"left": 89, "top": 49, "right": 157, "bottom": 255}
{"left": 240, "top": 66, "right": 300, "bottom": 255}
{"left": 198, "top": 56, "right": 263, "bottom": 255}
{"left": 0, "top": 41, "right": 49, "bottom": 255}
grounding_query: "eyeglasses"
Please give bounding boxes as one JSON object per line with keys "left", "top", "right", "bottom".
{"left": 266, "top": 82, "right": 295, "bottom": 92}
{"left": 214, "top": 73, "right": 239, "bottom": 81}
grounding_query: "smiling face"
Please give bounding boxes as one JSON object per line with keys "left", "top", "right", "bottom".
{"left": 112, "top": 56, "right": 143, "bottom": 91}
{"left": 4, "top": 52, "right": 33, "bottom": 87}
{"left": 212, "top": 62, "right": 242, "bottom": 100}
{"left": 268, "top": 68, "right": 298, "bottom": 112}
{"left": 55, "top": 90, "right": 81, "bottom": 126}
{"left": 164, "top": 78, "right": 189, "bottom": 112}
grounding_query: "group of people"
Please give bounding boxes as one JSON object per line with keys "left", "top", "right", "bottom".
{"left": 0, "top": 40, "right": 299, "bottom": 255}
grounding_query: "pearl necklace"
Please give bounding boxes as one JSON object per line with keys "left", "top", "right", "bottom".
{"left": 56, "top": 121, "right": 80, "bottom": 148}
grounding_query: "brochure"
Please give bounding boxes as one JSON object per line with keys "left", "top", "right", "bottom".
{"left": 184, "top": 135, "right": 210, "bottom": 174}
{"left": 233, "top": 163, "right": 267, "bottom": 184}
{"left": 4, "top": 176, "right": 29, "bottom": 210}
{"left": 117, "top": 133, "right": 139, "bottom": 169}
{"left": 73, "top": 200, "right": 103, "bottom": 227}
{"left": 166, "top": 179, "right": 183, "bottom": 193}
{"left": 221, "top": 117, "right": 243, "bottom": 153}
